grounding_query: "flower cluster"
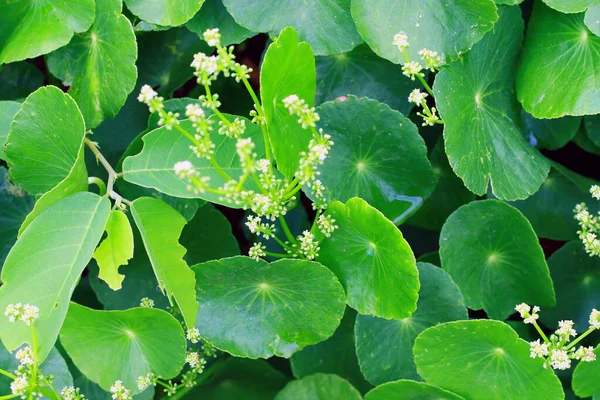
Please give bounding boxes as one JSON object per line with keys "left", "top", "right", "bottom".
{"left": 136, "top": 372, "right": 155, "bottom": 391}
{"left": 139, "top": 297, "right": 154, "bottom": 308}
{"left": 9, "top": 346, "right": 53, "bottom": 399}
{"left": 186, "top": 327, "right": 201, "bottom": 344}
{"left": 110, "top": 380, "right": 132, "bottom": 400}
{"left": 61, "top": 386, "right": 86, "bottom": 400}
{"left": 516, "top": 303, "right": 598, "bottom": 370}
{"left": 282, "top": 94, "right": 321, "bottom": 129}
{"left": 574, "top": 185, "right": 600, "bottom": 257}
{"left": 5, "top": 303, "right": 39, "bottom": 325}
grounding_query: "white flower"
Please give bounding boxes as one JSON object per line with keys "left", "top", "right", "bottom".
{"left": 137, "top": 84, "right": 157, "bottom": 104}
{"left": 110, "top": 380, "right": 131, "bottom": 400}
{"left": 186, "top": 327, "right": 201, "bottom": 343}
{"left": 574, "top": 346, "right": 596, "bottom": 362}
{"left": 61, "top": 386, "right": 85, "bottom": 400}
{"left": 419, "top": 48, "right": 444, "bottom": 71}
{"left": 317, "top": 214, "right": 338, "bottom": 238}
{"left": 245, "top": 215, "right": 276, "bottom": 239}
{"left": 295, "top": 230, "right": 320, "bottom": 260}
{"left": 174, "top": 161, "right": 196, "bottom": 179}
{"left": 136, "top": 373, "right": 154, "bottom": 391}
{"left": 515, "top": 303, "right": 531, "bottom": 318}
{"left": 402, "top": 61, "right": 424, "bottom": 80}
{"left": 20, "top": 304, "right": 39, "bottom": 326}
{"left": 549, "top": 350, "right": 571, "bottom": 370}
{"left": 185, "top": 351, "right": 203, "bottom": 368}
{"left": 5, "top": 303, "right": 22, "bottom": 322}
{"left": 218, "top": 117, "right": 246, "bottom": 139}
{"left": 139, "top": 297, "right": 154, "bottom": 308}
{"left": 408, "top": 89, "right": 427, "bottom": 105}
{"left": 16, "top": 346, "right": 34, "bottom": 366}
{"left": 256, "top": 159, "right": 270, "bottom": 173}
{"left": 203, "top": 28, "right": 221, "bottom": 47}
{"left": 393, "top": 32, "right": 409, "bottom": 50}
{"left": 10, "top": 375, "right": 28, "bottom": 397}
{"left": 590, "top": 308, "right": 600, "bottom": 329}
{"left": 591, "top": 185, "right": 600, "bottom": 200}
{"left": 529, "top": 339, "right": 549, "bottom": 359}
{"left": 556, "top": 320, "right": 577, "bottom": 338}
{"left": 185, "top": 104, "right": 205, "bottom": 123}
{"left": 524, "top": 313, "right": 539, "bottom": 325}
{"left": 249, "top": 242, "right": 267, "bottom": 261}
{"left": 282, "top": 94, "right": 320, "bottom": 129}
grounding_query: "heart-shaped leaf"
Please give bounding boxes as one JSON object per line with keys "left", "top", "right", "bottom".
{"left": 315, "top": 96, "right": 436, "bottom": 224}
{"left": 355, "top": 263, "right": 467, "bottom": 385}
{"left": 318, "top": 197, "right": 419, "bottom": 319}
{"left": 223, "top": 0, "right": 362, "bottom": 55}
{"left": 435, "top": 6, "right": 550, "bottom": 200}
{"left": 439, "top": 200, "right": 555, "bottom": 320}
{"left": 351, "top": 0, "right": 498, "bottom": 64}
{"left": 60, "top": 303, "right": 186, "bottom": 395}
{"left": 47, "top": 0, "right": 137, "bottom": 128}
{"left": 413, "top": 320, "right": 564, "bottom": 400}
{"left": 517, "top": 1, "right": 600, "bottom": 118}
{"left": 187, "top": 0, "right": 256, "bottom": 46}
{"left": 0, "top": 192, "right": 110, "bottom": 362}
{"left": 192, "top": 256, "right": 346, "bottom": 358}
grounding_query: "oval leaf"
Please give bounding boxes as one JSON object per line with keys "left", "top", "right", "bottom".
{"left": 192, "top": 256, "right": 346, "bottom": 359}
{"left": 413, "top": 320, "right": 564, "bottom": 400}
{"left": 318, "top": 197, "right": 419, "bottom": 319}
{"left": 439, "top": 200, "right": 555, "bottom": 320}
{"left": 60, "top": 303, "right": 186, "bottom": 395}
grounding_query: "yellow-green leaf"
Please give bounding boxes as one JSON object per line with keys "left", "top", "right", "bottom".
{"left": 93, "top": 210, "right": 134, "bottom": 290}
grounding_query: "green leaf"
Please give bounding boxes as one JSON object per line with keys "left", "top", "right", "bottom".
{"left": 355, "top": 263, "right": 467, "bottom": 385}
{"left": 223, "top": 0, "right": 362, "bottom": 55}
{"left": 123, "top": 116, "right": 265, "bottom": 206}
{"left": 131, "top": 197, "right": 198, "bottom": 328}
{"left": 315, "top": 45, "right": 421, "bottom": 115}
{"left": 181, "top": 203, "right": 240, "bottom": 265}
{"left": 60, "top": 303, "right": 186, "bottom": 395}
{"left": 542, "top": 0, "right": 599, "bottom": 13}
{"left": 351, "top": 0, "right": 498, "bottom": 64}
{"left": 573, "top": 345, "right": 600, "bottom": 398}
{"left": 274, "top": 374, "right": 362, "bottom": 400}
{"left": 408, "top": 140, "right": 476, "bottom": 231}
{"left": 540, "top": 241, "right": 600, "bottom": 329}
{"left": 318, "top": 197, "right": 419, "bottom": 319}
{"left": 0, "top": 62, "right": 44, "bottom": 101}
{"left": 413, "top": 320, "right": 564, "bottom": 400}
{"left": 585, "top": 5, "right": 600, "bottom": 36}
{"left": 124, "top": 0, "right": 204, "bottom": 26}
{"left": 315, "top": 96, "right": 436, "bottom": 225}
{"left": 93, "top": 210, "right": 134, "bottom": 290}
{"left": 0, "top": 192, "right": 110, "bottom": 362}
{"left": 585, "top": 114, "right": 600, "bottom": 147}
{"left": 291, "top": 308, "right": 372, "bottom": 394}
{"left": 0, "top": 101, "right": 21, "bottom": 161}
{"left": 0, "top": 168, "right": 34, "bottom": 267}
{"left": 364, "top": 380, "right": 465, "bottom": 400}
{"left": 187, "top": 358, "right": 290, "bottom": 399}
{"left": 0, "top": 347, "right": 73, "bottom": 397}
{"left": 501, "top": 163, "right": 599, "bottom": 241}
{"left": 192, "top": 256, "right": 346, "bottom": 358}
{"left": 187, "top": 0, "right": 256, "bottom": 46}
{"left": 0, "top": 0, "right": 95, "bottom": 63}
{"left": 439, "top": 200, "right": 555, "bottom": 320}
{"left": 137, "top": 28, "right": 209, "bottom": 96}
{"left": 517, "top": 2, "right": 600, "bottom": 118}
{"left": 435, "top": 6, "right": 550, "bottom": 200}
{"left": 46, "top": 0, "right": 137, "bottom": 129}
{"left": 261, "top": 26, "right": 315, "bottom": 179}
{"left": 6, "top": 86, "right": 86, "bottom": 195}
{"left": 522, "top": 110, "right": 582, "bottom": 150}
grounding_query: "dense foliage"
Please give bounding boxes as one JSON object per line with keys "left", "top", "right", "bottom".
{"left": 1, "top": 0, "right": 600, "bottom": 399}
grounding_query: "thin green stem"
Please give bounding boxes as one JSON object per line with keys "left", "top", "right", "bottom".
{"left": 309, "top": 210, "right": 321, "bottom": 235}
{"left": 265, "top": 251, "right": 292, "bottom": 259}
{"left": 87, "top": 177, "right": 107, "bottom": 196}
{"left": 209, "top": 157, "right": 232, "bottom": 181}
{"left": 401, "top": 49, "right": 435, "bottom": 97}
{"left": 279, "top": 217, "right": 296, "bottom": 244}
{"left": 532, "top": 321, "right": 550, "bottom": 343}
{"left": 284, "top": 183, "right": 303, "bottom": 201}
{"left": 0, "top": 369, "right": 15, "bottom": 380}
{"left": 285, "top": 177, "right": 299, "bottom": 194}
{"left": 566, "top": 328, "right": 597, "bottom": 350}
{"left": 170, "top": 358, "right": 227, "bottom": 400}
{"left": 272, "top": 235, "right": 293, "bottom": 252}
{"left": 0, "top": 394, "right": 16, "bottom": 400}
{"left": 30, "top": 327, "right": 38, "bottom": 396}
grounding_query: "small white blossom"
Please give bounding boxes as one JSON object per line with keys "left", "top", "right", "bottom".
{"left": 419, "top": 48, "right": 444, "bottom": 71}
{"left": 61, "top": 386, "right": 85, "bottom": 400}
{"left": 515, "top": 303, "right": 531, "bottom": 318}
{"left": 203, "top": 28, "right": 221, "bottom": 47}
{"left": 137, "top": 85, "right": 157, "bottom": 104}
{"left": 186, "top": 327, "right": 201, "bottom": 343}
{"left": 110, "top": 380, "right": 131, "bottom": 400}
{"left": 282, "top": 95, "right": 320, "bottom": 129}
{"left": 529, "top": 339, "right": 549, "bottom": 359}
{"left": 574, "top": 346, "right": 596, "bottom": 362}
{"left": 5, "top": 303, "right": 22, "bottom": 322}
{"left": 20, "top": 304, "right": 39, "bottom": 326}
{"left": 139, "top": 297, "right": 154, "bottom": 308}
{"left": 590, "top": 308, "right": 600, "bottom": 329}
{"left": 174, "top": 161, "right": 196, "bottom": 179}
{"left": 136, "top": 373, "right": 154, "bottom": 391}
{"left": 393, "top": 32, "right": 409, "bottom": 50}
{"left": 293, "top": 230, "right": 320, "bottom": 260}
{"left": 185, "top": 351, "right": 204, "bottom": 369}
{"left": 556, "top": 320, "right": 577, "bottom": 339}
{"left": 15, "top": 346, "right": 34, "bottom": 366}
{"left": 317, "top": 214, "right": 337, "bottom": 237}
{"left": 249, "top": 242, "right": 267, "bottom": 261}
{"left": 591, "top": 185, "right": 600, "bottom": 200}
{"left": 549, "top": 350, "right": 571, "bottom": 370}
{"left": 257, "top": 159, "right": 270, "bottom": 173}
{"left": 246, "top": 215, "right": 276, "bottom": 239}
{"left": 11, "top": 375, "right": 28, "bottom": 398}
{"left": 402, "top": 61, "right": 424, "bottom": 80}
{"left": 185, "top": 104, "right": 205, "bottom": 122}
{"left": 408, "top": 89, "right": 427, "bottom": 105}
{"left": 218, "top": 117, "right": 246, "bottom": 139}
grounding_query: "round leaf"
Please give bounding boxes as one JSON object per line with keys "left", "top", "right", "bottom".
{"left": 517, "top": 1, "right": 600, "bottom": 118}
{"left": 355, "top": 263, "right": 467, "bottom": 385}
{"left": 124, "top": 0, "right": 204, "bottom": 26}
{"left": 439, "top": 200, "right": 555, "bottom": 320}
{"left": 522, "top": 110, "right": 582, "bottom": 151}
{"left": 585, "top": 5, "right": 600, "bottom": 36}
{"left": 540, "top": 241, "right": 600, "bottom": 329}
{"left": 60, "top": 303, "right": 186, "bottom": 395}
{"left": 542, "top": 0, "right": 599, "bottom": 13}
{"left": 222, "top": 0, "right": 362, "bottom": 55}
{"left": 351, "top": 0, "right": 498, "bottom": 64}
{"left": 364, "top": 380, "right": 465, "bottom": 400}
{"left": 318, "top": 197, "right": 419, "bottom": 319}
{"left": 413, "top": 320, "right": 564, "bottom": 400}
{"left": 573, "top": 345, "right": 600, "bottom": 398}
{"left": 187, "top": 0, "right": 256, "bottom": 46}
{"left": 47, "top": 0, "right": 137, "bottom": 128}
{"left": 192, "top": 256, "right": 346, "bottom": 358}
{"left": 0, "top": 0, "right": 95, "bottom": 63}
{"left": 435, "top": 6, "right": 550, "bottom": 200}
{"left": 316, "top": 96, "right": 435, "bottom": 224}
{"left": 0, "top": 101, "right": 21, "bottom": 161}
{"left": 274, "top": 374, "right": 362, "bottom": 400}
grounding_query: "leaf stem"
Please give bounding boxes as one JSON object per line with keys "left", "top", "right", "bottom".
{"left": 532, "top": 321, "right": 550, "bottom": 343}
{"left": 0, "top": 369, "right": 16, "bottom": 380}
{"left": 401, "top": 49, "right": 435, "bottom": 97}
{"left": 87, "top": 177, "right": 107, "bottom": 196}
{"left": 278, "top": 217, "right": 296, "bottom": 244}
{"left": 84, "top": 138, "right": 132, "bottom": 205}
{"left": 265, "top": 251, "right": 292, "bottom": 258}
{"left": 0, "top": 394, "right": 17, "bottom": 400}
{"left": 566, "top": 328, "right": 597, "bottom": 350}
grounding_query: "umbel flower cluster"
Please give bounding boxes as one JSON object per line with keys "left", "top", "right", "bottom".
{"left": 515, "top": 303, "right": 599, "bottom": 370}
{"left": 574, "top": 185, "right": 600, "bottom": 256}
{"left": 138, "top": 28, "right": 338, "bottom": 262}
{"left": 393, "top": 32, "right": 444, "bottom": 127}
